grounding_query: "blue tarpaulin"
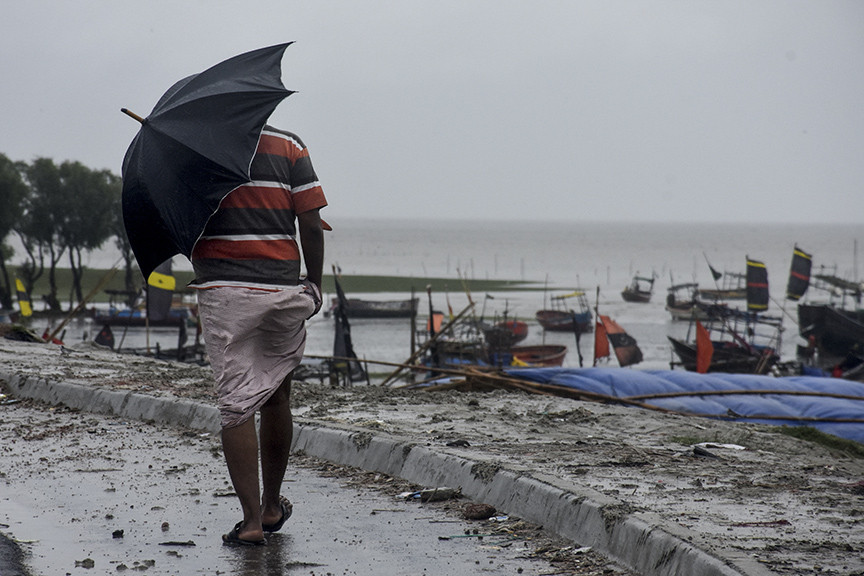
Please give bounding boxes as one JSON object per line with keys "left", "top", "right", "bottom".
{"left": 504, "top": 368, "right": 864, "bottom": 444}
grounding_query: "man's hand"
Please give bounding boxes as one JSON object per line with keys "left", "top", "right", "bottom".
{"left": 300, "top": 278, "right": 322, "bottom": 318}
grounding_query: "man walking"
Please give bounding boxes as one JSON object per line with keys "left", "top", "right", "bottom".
{"left": 190, "top": 125, "right": 327, "bottom": 545}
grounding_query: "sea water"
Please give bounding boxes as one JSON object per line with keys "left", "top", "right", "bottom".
{"left": 24, "top": 219, "right": 864, "bottom": 372}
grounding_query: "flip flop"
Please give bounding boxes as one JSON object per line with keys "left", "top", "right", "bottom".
{"left": 222, "top": 521, "right": 267, "bottom": 546}
{"left": 262, "top": 496, "right": 293, "bottom": 533}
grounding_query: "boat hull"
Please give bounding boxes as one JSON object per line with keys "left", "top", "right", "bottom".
{"left": 330, "top": 297, "right": 419, "bottom": 319}
{"left": 535, "top": 310, "right": 593, "bottom": 333}
{"left": 483, "top": 320, "right": 529, "bottom": 350}
{"left": 665, "top": 303, "right": 710, "bottom": 322}
{"left": 498, "top": 320, "right": 528, "bottom": 342}
{"left": 510, "top": 344, "right": 567, "bottom": 367}
{"left": 93, "top": 309, "right": 189, "bottom": 327}
{"left": 667, "top": 336, "right": 777, "bottom": 374}
{"left": 621, "top": 288, "right": 651, "bottom": 303}
{"left": 697, "top": 288, "right": 747, "bottom": 300}
{"left": 798, "top": 304, "right": 864, "bottom": 360}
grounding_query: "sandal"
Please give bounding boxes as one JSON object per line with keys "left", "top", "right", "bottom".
{"left": 222, "top": 521, "right": 267, "bottom": 546}
{"left": 262, "top": 496, "right": 293, "bottom": 533}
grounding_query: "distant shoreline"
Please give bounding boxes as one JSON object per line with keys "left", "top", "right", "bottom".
{"left": 7, "top": 266, "right": 547, "bottom": 307}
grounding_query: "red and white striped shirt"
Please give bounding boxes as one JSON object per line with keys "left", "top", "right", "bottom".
{"left": 191, "top": 126, "right": 327, "bottom": 289}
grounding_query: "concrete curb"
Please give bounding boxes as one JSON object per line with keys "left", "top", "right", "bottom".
{"left": 1, "top": 370, "right": 765, "bottom": 576}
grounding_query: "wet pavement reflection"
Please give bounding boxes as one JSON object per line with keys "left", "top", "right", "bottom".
{"left": 0, "top": 401, "right": 584, "bottom": 576}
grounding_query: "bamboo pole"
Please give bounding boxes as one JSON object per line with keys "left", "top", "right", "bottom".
{"left": 625, "top": 388, "right": 864, "bottom": 402}
{"left": 48, "top": 265, "right": 119, "bottom": 342}
{"left": 378, "top": 301, "right": 475, "bottom": 386}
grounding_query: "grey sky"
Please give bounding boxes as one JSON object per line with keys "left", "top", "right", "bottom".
{"left": 2, "top": 1, "right": 863, "bottom": 224}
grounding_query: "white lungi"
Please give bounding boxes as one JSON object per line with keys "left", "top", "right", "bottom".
{"left": 197, "top": 285, "right": 315, "bottom": 428}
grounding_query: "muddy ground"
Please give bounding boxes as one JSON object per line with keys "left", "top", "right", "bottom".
{"left": 1, "top": 337, "right": 863, "bottom": 575}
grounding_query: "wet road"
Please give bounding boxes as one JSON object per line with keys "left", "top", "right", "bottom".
{"left": 0, "top": 400, "right": 592, "bottom": 576}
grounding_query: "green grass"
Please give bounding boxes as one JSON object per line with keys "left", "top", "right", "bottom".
{"left": 8, "top": 266, "right": 545, "bottom": 305}
{"left": 775, "top": 426, "right": 864, "bottom": 459}
{"left": 321, "top": 274, "right": 542, "bottom": 294}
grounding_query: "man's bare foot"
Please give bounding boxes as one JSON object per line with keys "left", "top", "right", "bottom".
{"left": 222, "top": 521, "right": 266, "bottom": 546}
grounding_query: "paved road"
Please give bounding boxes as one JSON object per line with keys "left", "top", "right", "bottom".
{"left": 0, "top": 399, "right": 622, "bottom": 576}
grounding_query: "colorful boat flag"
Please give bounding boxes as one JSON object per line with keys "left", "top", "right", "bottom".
{"left": 702, "top": 253, "right": 723, "bottom": 282}
{"left": 332, "top": 270, "right": 366, "bottom": 382}
{"left": 786, "top": 246, "right": 812, "bottom": 301}
{"left": 696, "top": 320, "right": 714, "bottom": 373}
{"left": 593, "top": 318, "right": 610, "bottom": 366}
{"left": 746, "top": 257, "right": 769, "bottom": 312}
{"left": 147, "top": 259, "right": 175, "bottom": 322}
{"left": 94, "top": 324, "right": 115, "bottom": 349}
{"left": 599, "top": 315, "right": 643, "bottom": 367}
{"left": 15, "top": 278, "right": 32, "bottom": 317}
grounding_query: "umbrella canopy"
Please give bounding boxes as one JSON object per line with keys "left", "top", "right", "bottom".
{"left": 121, "top": 43, "right": 294, "bottom": 278}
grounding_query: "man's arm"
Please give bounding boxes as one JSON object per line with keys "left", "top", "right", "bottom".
{"left": 297, "top": 209, "right": 325, "bottom": 289}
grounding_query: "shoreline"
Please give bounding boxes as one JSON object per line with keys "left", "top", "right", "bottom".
{"left": 4, "top": 268, "right": 547, "bottom": 309}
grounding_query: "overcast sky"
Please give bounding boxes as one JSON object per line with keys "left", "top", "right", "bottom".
{"left": 2, "top": 1, "right": 862, "bottom": 224}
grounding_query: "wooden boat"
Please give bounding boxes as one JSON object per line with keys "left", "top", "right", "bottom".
{"left": 327, "top": 297, "right": 419, "bottom": 319}
{"left": 510, "top": 344, "right": 567, "bottom": 367}
{"left": 93, "top": 306, "right": 190, "bottom": 327}
{"left": 798, "top": 304, "right": 864, "bottom": 362}
{"left": 670, "top": 258, "right": 782, "bottom": 374}
{"left": 667, "top": 334, "right": 778, "bottom": 374}
{"left": 498, "top": 320, "right": 528, "bottom": 342}
{"left": 536, "top": 291, "right": 593, "bottom": 333}
{"left": 697, "top": 271, "right": 747, "bottom": 300}
{"left": 796, "top": 271, "right": 864, "bottom": 366}
{"left": 483, "top": 320, "right": 528, "bottom": 350}
{"left": 95, "top": 261, "right": 192, "bottom": 328}
{"left": 621, "top": 275, "right": 655, "bottom": 303}
{"left": 669, "top": 303, "right": 782, "bottom": 374}
{"left": 0, "top": 309, "right": 19, "bottom": 324}
{"left": 665, "top": 283, "right": 711, "bottom": 321}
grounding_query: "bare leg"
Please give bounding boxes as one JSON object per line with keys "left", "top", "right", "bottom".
{"left": 221, "top": 418, "right": 264, "bottom": 541}
{"left": 260, "top": 375, "right": 293, "bottom": 525}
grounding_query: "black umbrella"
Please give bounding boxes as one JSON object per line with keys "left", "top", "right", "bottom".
{"left": 121, "top": 43, "right": 294, "bottom": 278}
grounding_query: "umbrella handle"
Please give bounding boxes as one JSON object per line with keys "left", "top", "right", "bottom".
{"left": 121, "top": 108, "right": 145, "bottom": 123}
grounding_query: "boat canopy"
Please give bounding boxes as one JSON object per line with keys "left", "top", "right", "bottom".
{"left": 552, "top": 290, "right": 586, "bottom": 300}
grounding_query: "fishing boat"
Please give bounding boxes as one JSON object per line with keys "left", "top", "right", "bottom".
{"left": 797, "top": 273, "right": 864, "bottom": 364}
{"left": 509, "top": 344, "right": 567, "bottom": 367}
{"left": 535, "top": 291, "right": 593, "bottom": 333}
{"left": 665, "top": 282, "right": 712, "bottom": 321}
{"left": 0, "top": 309, "right": 18, "bottom": 324}
{"left": 326, "top": 297, "right": 419, "bottom": 319}
{"left": 482, "top": 319, "right": 529, "bottom": 350}
{"left": 497, "top": 319, "right": 528, "bottom": 342}
{"left": 621, "top": 274, "right": 655, "bottom": 303}
{"left": 93, "top": 306, "right": 190, "bottom": 327}
{"left": 594, "top": 312, "right": 643, "bottom": 367}
{"left": 94, "top": 260, "right": 193, "bottom": 328}
{"left": 697, "top": 271, "right": 747, "bottom": 300}
{"left": 799, "top": 304, "right": 864, "bottom": 362}
{"left": 668, "top": 305, "right": 782, "bottom": 374}
{"left": 669, "top": 258, "right": 782, "bottom": 374}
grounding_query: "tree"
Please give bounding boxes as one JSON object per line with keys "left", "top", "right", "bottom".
{"left": 111, "top": 187, "right": 141, "bottom": 305}
{"left": 56, "top": 161, "right": 121, "bottom": 304}
{"left": 18, "top": 158, "right": 67, "bottom": 312}
{"left": 0, "top": 154, "right": 28, "bottom": 309}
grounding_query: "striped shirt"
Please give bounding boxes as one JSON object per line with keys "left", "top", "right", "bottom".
{"left": 190, "top": 126, "right": 327, "bottom": 289}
